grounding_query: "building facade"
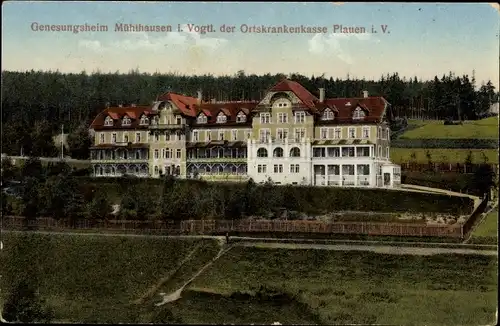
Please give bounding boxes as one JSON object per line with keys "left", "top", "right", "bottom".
{"left": 89, "top": 79, "right": 401, "bottom": 187}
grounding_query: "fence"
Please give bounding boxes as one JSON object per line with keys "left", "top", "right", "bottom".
{"left": 179, "top": 219, "right": 463, "bottom": 238}
{"left": 461, "top": 196, "right": 490, "bottom": 238}
{"left": 2, "top": 216, "right": 475, "bottom": 239}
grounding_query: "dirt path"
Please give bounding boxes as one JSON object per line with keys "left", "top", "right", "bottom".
{"left": 155, "top": 241, "right": 233, "bottom": 306}
{"left": 131, "top": 241, "right": 204, "bottom": 305}
{"left": 238, "top": 242, "right": 498, "bottom": 256}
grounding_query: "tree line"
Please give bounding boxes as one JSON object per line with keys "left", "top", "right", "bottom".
{"left": 2, "top": 69, "right": 498, "bottom": 134}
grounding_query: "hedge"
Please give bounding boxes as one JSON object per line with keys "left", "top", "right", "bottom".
{"left": 391, "top": 138, "right": 498, "bottom": 149}
{"left": 402, "top": 171, "right": 478, "bottom": 195}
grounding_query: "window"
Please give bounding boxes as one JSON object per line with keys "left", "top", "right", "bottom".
{"left": 322, "top": 108, "right": 334, "bottom": 120}
{"left": 353, "top": 107, "right": 366, "bottom": 120}
{"left": 341, "top": 147, "right": 355, "bottom": 157}
{"left": 176, "top": 132, "right": 182, "bottom": 141}
{"left": 327, "top": 147, "right": 340, "bottom": 157}
{"left": 176, "top": 117, "right": 182, "bottom": 125}
{"left": 276, "top": 128, "right": 288, "bottom": 140}
{"left": 259, "top": 129, "right": 270, "bottom": 142}
{"left": 257, "top": 148, "right": 268, "bottom": 157}
{"left": 378, "top": 146, "right": 382, "bottom": 157}
{"left": 362, "top": 127, "right": 370, "bottom": 139}
{"left": 273, "top": 147, "right": 284, "bottom": 158}
{"left": 273, "top": 164, "right": 283, "bottom": 173}
{"left": 154, "top": 133, "right": 159, "bottom": 142}
{"left": 257, "top": 164, "right": 267, "bottom": 173}
{"left": 334, "top": 128, "right": 342, "bottom": 139}
{"left": 154, "top": 149, "right": 159, "bottom": 159}
{"left": 290, "top": 147, "right": 300, "bottom": 157}
{"left": 386, "top": 146, "right": 390, "bottom": 159}
{"left": 176, "top": 149, "right": 181, "bottom": 159}
{"left": 260, "top": 112, "right": 271, "bottom": 124}
{"left": 294, "top": 128, "right": 305, "bottom": 141}
{"left": 112, "top": 133, "right": 117, "bottom": 143}
{"left": 197, "top": 114, "right": 207, "bottom": 124}
{"left": 154, "top": 166, "right": 159, "bottom": 175}
{"left": 217, "top": 112, "right": 227, "bottom": 123}
{"left": 236, "top": 111, "right": 247, "bottom": 123}
{"left": 165, "top": 133, "right": 170, "bottom": 141}
{"left": 104, "top": 116, "right": 114, "bottom": 126}
{"left": 386, "top": 128, "right": 390, "bottom": 140}
{"left": 290, "top": 164, "right": 300, "bottom": 173}
{"left": 277, "top": 112, "right": 288, "bottom": 123}
{"left": 231, "top": 129, "right": 238, "bottom": 141}
{"left": 140, "top": 115, "right": 149, "bottom": 125}
{"left": 320, "top": 128, "right": 328, "bottom": 139}
{"left": 356, "top": 147, "right": 370, "bottom": 157}
{"left": 348, "top": 127, "right": 356, "bottom": 139}
{"left": 162, "top": 148, "right": 166, "bottom": 159}
{"left": 313, "top": 148, "right": 326, "bottom": 157}
{"left": 136, "top": 132, "right": 141, "bottom": 143}
{"left": 206, "top": 130, "right": 211, "bottom": 141}
{"left": 294, "top": 111, "right": 305, "bottom": 123}
{"left": 122, "top": 116, "right": 131, "bottom": 126}
{"left": 124, "top": 134, "right": 129, "bottom": 143}
{"left": 378, "top": 127, "right": 382, "bottom": 139}
{"left": 193, "top": 131, "right": 199, "bottom": 141}
{"left": 166, "top": 148, "right": 171, "bottom": 159}
{"left": 246, "top": 130, "right": 252, "bottom": 140}
{"left": 99, "top": 133, "right": 104, "bottom": 143}
{"left": 218, "top": 130, "right": 225, "bottom": 141}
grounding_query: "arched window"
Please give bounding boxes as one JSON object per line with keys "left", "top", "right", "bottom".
{"left": 322, "top": 108, "right": 335, "bottom": 120}
{"left": 154, "top": 166, "right": 159, "bottom": 175}
{"left": 124, "top": 134, "right": 129, "bottom": 143}
{"left": 104, "top": 116, "right": 114, "bottom": 126}
{"left": 139, "top": 115, "right": 149, "bottom": 125}
{"left": 290, "top": 147, "right": 300, "bottom": 157}
{"left": 257, "top": 148, "right": 268, "bottom": 157}
{"left": 122, "top": 116, "right": 131, "bottom": 126}
{"left": 386, "top": 146, "right": 390, "bottom": 159}
{"left": 378, "top": 146, "right": 382, "bottom": 157}
{"left": 273, "top": 147, "right": 284, "bottom": 158}
{"left": 353, "top": 107, "right": 366, "bottom": 120}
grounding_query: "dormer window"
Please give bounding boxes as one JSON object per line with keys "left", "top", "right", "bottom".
{"left": 197, "top": 113, "right": 207, "bottom": 124}
{"left": 322, "top": 108, "right": 335, "bottom": 121}
{"left": 346, "top": 102, "right": 351, "bottom": 107}
{"left": 151, "top": 116, "right": 159, "bottom": 125}
{"left": 104, "top": 116, "right": 114, "bottom": 126}
{"left": 122, "top": 116, "right": 131, "bottom": 126}
{"left": 236, "top": 111, "right": 247, "bottom": 123}
{"left": 216, "top": 112, "right": 227, "bottom": 124}
{"left": 353, "top": 107, "right": 366, "bottom": 120}
{"left": 139, "top": 115, "right": 149, "bottom": 125}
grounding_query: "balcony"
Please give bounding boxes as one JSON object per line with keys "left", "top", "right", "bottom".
{"left": 253, "top": 138, "right": 308, "bottom": 145}
{"left": 149, "top": 123, "right": 187, "bottom": 130}
{"left": 91, "top": 158, "right": 148, "bottom": 164}
{"left": 187, "top": 157, "right": 247, "bottom": 163}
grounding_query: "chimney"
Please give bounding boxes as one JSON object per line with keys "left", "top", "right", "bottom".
{"left": 211, "top": 98, "right": 216, "bottom": 104}
{"left": 197, "top": 90, "right": 202, "bottom": 105}
{"left": 319, "top": 88, "right": 325, "bottom": 103}
{"left": 131, "top": 103, "right": 136, "bottom": 107}
{"left": 363, "top": 90, "right": 368, "bottom": 98}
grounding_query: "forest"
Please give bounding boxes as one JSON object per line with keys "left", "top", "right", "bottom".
{"left": 1, "top": 69, "right": 498, "bottom": 157}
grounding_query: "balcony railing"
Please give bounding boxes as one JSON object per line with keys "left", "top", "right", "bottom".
{"left": 254, "top": 138, "right": 308, "bottom": 144}
{"left": 149, "top": 123, "right": 187, "bottom": 130}
{"left": 186, "top": 157, "right": 247, "bottom": 163}
{"left": 91, "top": 158, "right": 148, "bottom": 164}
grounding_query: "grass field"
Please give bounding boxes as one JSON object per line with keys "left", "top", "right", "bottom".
{"left": 470, "top": 208, "right": 498, "bottom": 245}
{"left": 391, "top": 148, "right": 499, "bottom": 164}
{"left": 402, "top": 117, "right": 499, "bottom": 139}
{"left": 1, "top": 233, "right": 497, "bottom": 324}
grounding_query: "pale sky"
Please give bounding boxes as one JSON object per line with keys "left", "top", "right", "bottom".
{"left": 2, "top": 2, "right": 499, "bottom": 89}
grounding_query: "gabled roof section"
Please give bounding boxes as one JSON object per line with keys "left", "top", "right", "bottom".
{"left": 269, "top": 79, "right": 319, "bottom": 110}
{"left": 90, "top": 106, "right": 153, "bottom": 130}
{"left": 157, "top": 92, "right": 199, "bottom": 117}
{"left": 323, "top": 97, "right": 387, "bottom": 123}
{"left": 192, "top": 101, "right": 259, "bottom": 126}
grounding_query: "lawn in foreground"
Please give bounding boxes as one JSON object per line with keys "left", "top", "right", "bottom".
{"left": 391, "top": 148, "right": 498, "bottom": 164}
{"left": 401, "top": 117, "right": 499, "bottom": 139}
{"left": 0, "top": 233, "right": 220, "bottom": 323}
{"left": 183, "top": 247, "right": 498, "bottom": 325}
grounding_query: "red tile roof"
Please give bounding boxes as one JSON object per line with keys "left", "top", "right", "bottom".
{"left": 157, "top": 92, "right": 199, "bottom": 117}
{"left": 269, "top": 79, "right": 319, "bottom": 110}
{"left": 193, "top": 102, "right": 258, "bottom": 126}
{"left": 324, "top": 97, "right": 386, "bottom": 120}
{"left": 90, "top": 106, "right": 153, "bottom": 130}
